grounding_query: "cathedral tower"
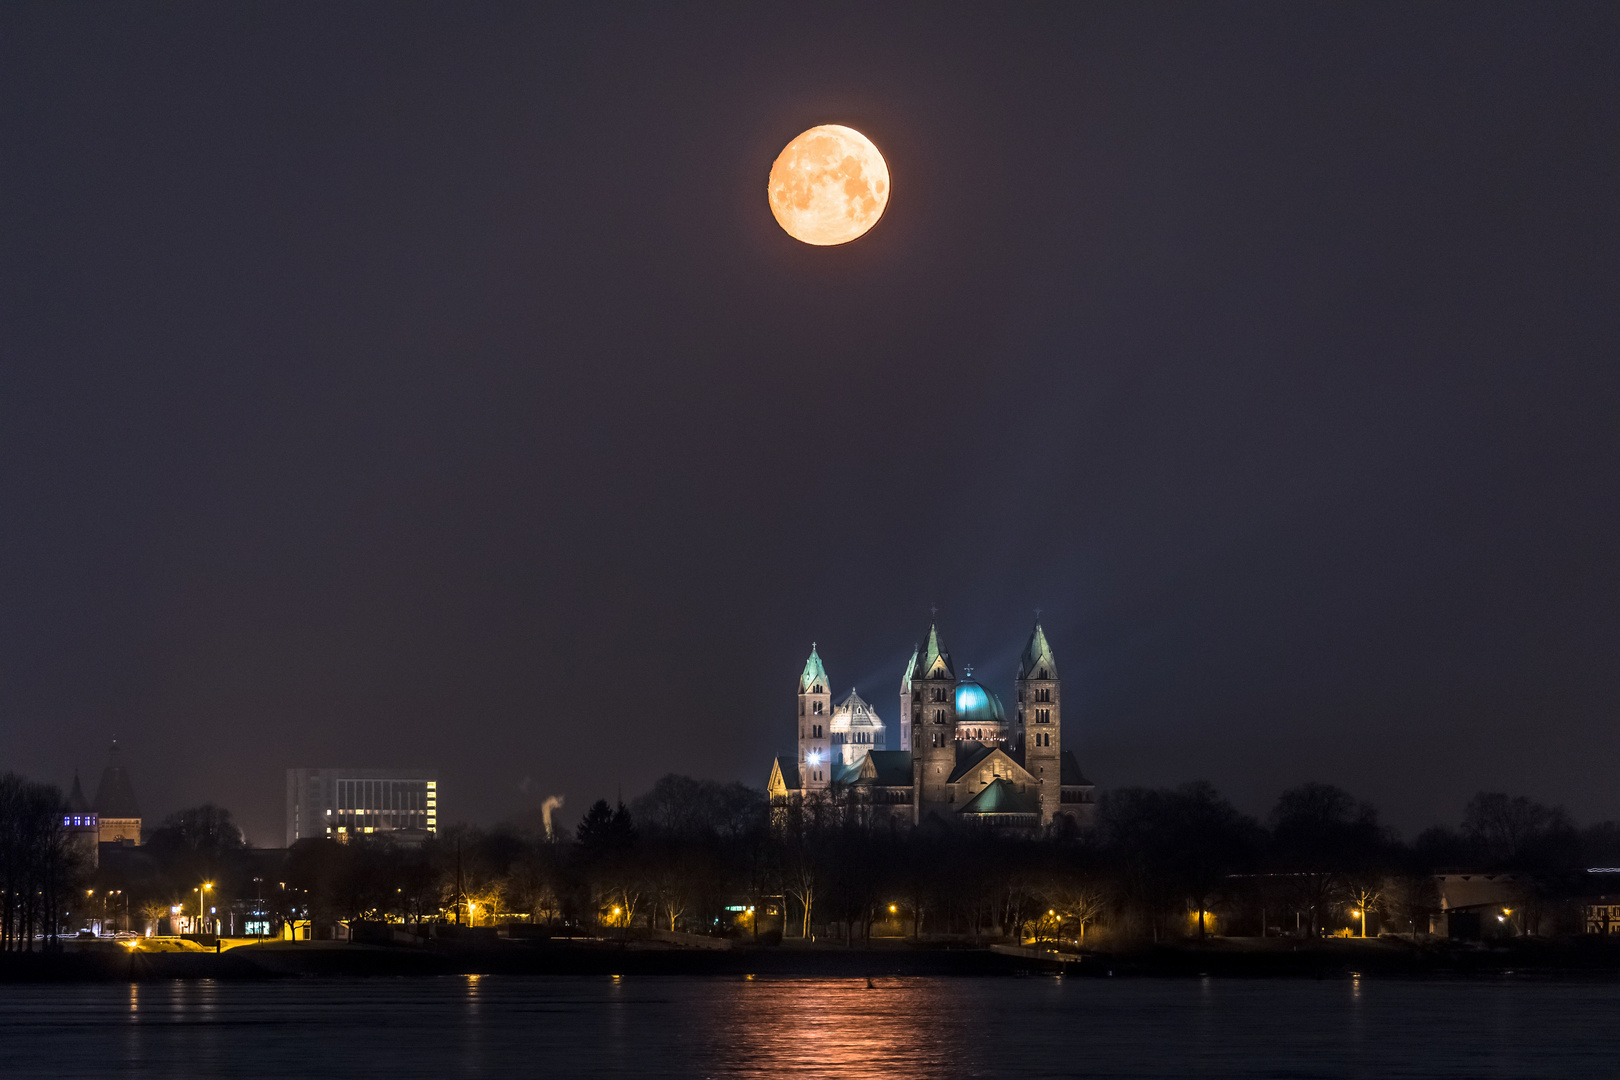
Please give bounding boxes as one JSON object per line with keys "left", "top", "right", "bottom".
{"left": 909, "top": 623, "right": 957, "bottom": 822}
{"left": 1017, "top": 621, "right": 1061, "bottom": 824}
{"left": 898, "top": 645, "right": 918, "bottom": 753}
{"left": 797, "top": 645, "right": 832, "bottom": 790}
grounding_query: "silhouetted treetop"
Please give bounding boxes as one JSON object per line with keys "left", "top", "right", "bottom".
{"left": 575, "top": 799, "right": 636, "bottom": 853}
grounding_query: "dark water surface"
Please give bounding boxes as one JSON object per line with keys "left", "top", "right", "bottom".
{"left": 1, "top": 975, "right": 1615, "bottom": 1078}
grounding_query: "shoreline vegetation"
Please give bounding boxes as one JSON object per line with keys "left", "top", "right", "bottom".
{"left": 5, "top": 934, "right": 1620, "bottom": 982}
{"left": 9, "top": 772, "right": 1620, "bottom": 966}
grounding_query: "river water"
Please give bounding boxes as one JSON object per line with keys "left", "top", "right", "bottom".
{"left": 0, "top": 975, "right": 1614, "bottom": 1078}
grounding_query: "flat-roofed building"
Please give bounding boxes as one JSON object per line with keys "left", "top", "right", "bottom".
{"left": 285, "top": 767, "right": 437, "bottom": 846}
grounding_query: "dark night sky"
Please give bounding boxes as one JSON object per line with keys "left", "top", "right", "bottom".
{"left": 2, "top": 4, "right": 1617, "bottom": 845}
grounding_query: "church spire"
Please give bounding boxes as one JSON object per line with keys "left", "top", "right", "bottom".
{"left": 799, "top": 643, "right": 829, "bottom": 694}
{"left": 911, "top": 623, "right": 955, "bottom": 680}
{"left": 67, "top": 771, "right": 90, "bottom": 814}
{"left": 1018, "top": 620, "right": 1058, "bottom": 680}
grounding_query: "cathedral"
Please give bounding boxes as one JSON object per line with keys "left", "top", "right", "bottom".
{"left": 767, "top": 621, "right": 1095, "bottom": 832}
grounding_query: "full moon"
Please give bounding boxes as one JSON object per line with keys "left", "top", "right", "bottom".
{"left": 767, "top": 125, "right": 889, "bottom": 246}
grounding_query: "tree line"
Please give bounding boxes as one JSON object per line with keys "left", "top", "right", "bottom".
{"left": 0, "top": 773, "right": 84, "bottom": 950}
{"left": 4, "top": 769, "right": 1617, "bottom": 946}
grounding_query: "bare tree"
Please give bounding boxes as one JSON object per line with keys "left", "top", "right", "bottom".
{"left": 1042, "top": 875, "right": 1107, "bottom": 946}
{"left": 1342, "top": 877, "right": 1383, "bottom": 938}
{"left": 0, "top": 774, "right": 83, "bottom": 951}
{"left": 777, "top": 791, "right": 834, "bottom": 939}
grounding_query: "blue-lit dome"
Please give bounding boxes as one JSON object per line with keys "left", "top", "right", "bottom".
{"left": 954, "top": 676, "right": 1005, "bottom": 723}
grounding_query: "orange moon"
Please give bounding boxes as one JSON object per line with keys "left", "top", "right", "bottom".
{"left": 767, "top": 125, "right": 889, "bottom": 246}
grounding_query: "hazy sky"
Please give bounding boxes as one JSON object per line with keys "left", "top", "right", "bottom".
{"left": 3, "top": 4, "right": 1616, "bottom": 844}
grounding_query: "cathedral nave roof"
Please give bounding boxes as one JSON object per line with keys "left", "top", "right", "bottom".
{"left": 858, "top": 750, "right": 913, "bottom": 786}
{"left": 959, "top": 778, "right": 1041, "bottom": 816}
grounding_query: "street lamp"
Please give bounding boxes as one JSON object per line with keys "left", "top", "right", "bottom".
{"left": 197, "top": 883, "right": 213, "bottom": 934}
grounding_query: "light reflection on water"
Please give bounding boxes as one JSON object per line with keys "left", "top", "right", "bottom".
{"left": 0, "top": 975, "right": 1615, "bottom": 1079}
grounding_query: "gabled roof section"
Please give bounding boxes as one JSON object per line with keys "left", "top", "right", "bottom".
{"left": 799, "top": 644, "right": 829, "bottom": 694}
{"left": 950, "top": 745, "right": 1034, "bottom": 784}
{"left": 836, "top": 688, "right": 869, "bottom": 711}
{"left": 832, "top": 689, "right": 883, "bottom": 730}
{"left": 910, "top": 624, "right": 955, "bottom": 681}
{"left": 959, "top": 778, "right": 1040, "bottom": 816}
{"left": 860, "top": 750, "right": 913, "bottom": 786}
{"left": 1060, "top": 749, "right": 1091, "bottom": 786}
{"left": 1018, "top": 621, "right": 1058, "bottom": 680}
{"left": 768, "top": 756, "right": 801, "bottom": 793}
{"left": 834, "top": 760, "right": 865, "bottom": 785}
{"left": 900, "top": 646, "right": 918, "bottom": 694}
{"left": 948, "top": 741, "right": 997, "bottom": 782}
{"left": 94, "top": 742, "right": 141, "bottom": 819}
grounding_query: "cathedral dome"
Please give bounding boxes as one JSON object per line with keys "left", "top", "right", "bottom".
{"left": 954, "top": 674, "right": 1004, "bottom": 723}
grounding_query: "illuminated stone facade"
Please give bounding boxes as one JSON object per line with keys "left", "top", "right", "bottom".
{"left": 829, "top": 689, "right": 886, "bottom": 770}
{"left": 768, "top": 621, "right": 1095, "bottom": 832}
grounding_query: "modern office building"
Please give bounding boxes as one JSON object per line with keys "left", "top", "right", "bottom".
{"left": 285, "top": 767, "right": 438, "bottom": 846}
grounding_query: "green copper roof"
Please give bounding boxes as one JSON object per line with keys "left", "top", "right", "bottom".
{"left": 959, "top": 778, "right": 1040, "bottom": 816}
{"left": 910, "top": 623, "right": 955, "bottom": 681}
{"left": 954, "top": 673, "right": 1005, "bottom": 723}
{"left": 1018, "top": 621, "right": 1058, "bottom": 680}
{"left": 900, "top": 646, "right": 918, "bottom": 693}
{"left": 799, "top": 644, "right": 828, "bottom": 694}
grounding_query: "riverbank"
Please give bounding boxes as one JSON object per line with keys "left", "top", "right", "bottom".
{"left": 4, "top": 934, "right": 1619, "bottom": 981}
